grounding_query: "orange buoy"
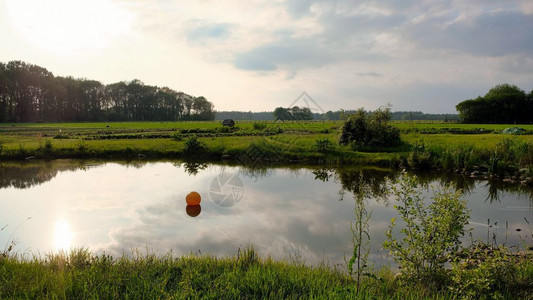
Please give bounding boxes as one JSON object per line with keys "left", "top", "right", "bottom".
{"left": 186, "top": 191, "right": 201, "bottom": 206}
{"left": 186, "top": 205, "right": 201, "bottom": 217}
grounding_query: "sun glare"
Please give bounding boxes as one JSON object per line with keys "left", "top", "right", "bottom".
{"left": 53, "top": 220, "right": 74, "bottom": 251}
{"left": 5, "top": 0, "right": 133, "bottom": 54}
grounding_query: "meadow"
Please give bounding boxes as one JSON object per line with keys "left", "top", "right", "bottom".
{"left": 1, "top": 121, "right": 533, "bottom": 180}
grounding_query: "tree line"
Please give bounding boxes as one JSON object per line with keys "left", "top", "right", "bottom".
{"left": 216, "top": 109, "right": 459, "bottom": 121}
{"left": 0, "top": 61, "right": 215, "bottom": 122}
{"left": 456, "top": 84, "right": 533, "bottom": 124}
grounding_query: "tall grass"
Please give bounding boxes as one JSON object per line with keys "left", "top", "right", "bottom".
{"left": 1, "top": 245, "right": 531, "bottom": 299}
{"left": 402, "top": 137, "right": 533, "bottom": 178}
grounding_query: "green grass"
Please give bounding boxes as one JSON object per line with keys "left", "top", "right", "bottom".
{"left": 403, "top": 133, "right": 533, "bottom": 148}
{"left": 392, "top": 121, "right": 533, "bottom": 131}
{"left": 1, "top": 247, "right": 531, "bottom": 299}
{"left": 1, "top": 121, "right": 533, "bottom": 178}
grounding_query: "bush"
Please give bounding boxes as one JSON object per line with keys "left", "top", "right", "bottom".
{"left": 43, "top": 139, "right": 53, "bottom": 156}
{"left": 313, "top": 138, "right": 336, "bottom": 154}
{"left": 171, "top": 132, "right": 183, "bottom": 141}
{"left": 338, "top": 106, "right": 401, "bottom": 148}
{"left": 252, "top": 122, "right": 267, "bottom": 130}
{"left": 383, "top": 173, "right": 470, "bottom": 283}
{"left": 450, "top": 243, "right": 518, "bottom": 299}
{"left": 407, "top": 140, "right": 432, "bottom": 170}
{"left": 218, "top": 126, "right": 232, "bottom": 133}
{"left": 184, "top": 135, "right": 206, "bottom": 155}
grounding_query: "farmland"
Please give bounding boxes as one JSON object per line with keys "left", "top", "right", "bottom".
{"left": 0, "top": 121, "right": 532, "bottom": 180}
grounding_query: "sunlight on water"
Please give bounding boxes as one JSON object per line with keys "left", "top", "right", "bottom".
{"left": 53, "top": 220, "right": 73, "bottom": 251}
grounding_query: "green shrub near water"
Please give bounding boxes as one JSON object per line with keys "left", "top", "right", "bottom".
{"left": 183, "top": 135, "right": 206, "bottom": 155}
{"left": 338, "top": 106, "right": 401, "bottom": 148}
{"left": 313, "top": 138, "right": 336, "bottom": 154}
{"left": 449, "top": 243, "right": 521, "bottom": 299}
{"left": 384, "top": 173, "right": 470, "bottom": 285}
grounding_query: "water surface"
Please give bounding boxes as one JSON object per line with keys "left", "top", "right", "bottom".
{"left": 1, "top": 160, "right": 532, "bottom": 268}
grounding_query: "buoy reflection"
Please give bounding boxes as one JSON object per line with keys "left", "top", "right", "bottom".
{"left": 186, "top": 205, "right": 201, "bottom": 217}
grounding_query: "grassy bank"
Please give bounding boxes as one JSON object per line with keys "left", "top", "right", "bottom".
{"left": 1, "top": 121, "right": 533, "bottom": 181}
{"left": 1, "top": 246, "right": 532, "bottom": 299}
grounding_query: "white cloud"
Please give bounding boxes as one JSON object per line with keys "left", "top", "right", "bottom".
{"left": 0, "top": 0, "right": 532, "bottom": 113}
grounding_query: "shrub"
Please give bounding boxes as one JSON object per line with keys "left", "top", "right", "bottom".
{"left": 73, "top": 140, "right": 87, "bottom": 153}
{"left": 313, "top": 138, "right": 336, "bottom": 154}
{"left": 383, "top": 173, "right": 470, "bottom": 283}
{"left": 43, "top": 139, "right": 53, "bottom": 156}
{"left": 219, "top": 126, "right": 232, "bottom": 133}
{"left": 407, "top": 140, "right": 432, "bottom": 170}
{"left": 252, "top": 122, "right": 267, "bottom": 130}
{"left": 450, "top": 243, "right": 518, "bottom": 299}
{"left": 184, "top": 135, "right": 206, "bottom": 155}
{"left": 171, "top": 132, "right": 183, "bottom": 141}
{"left": 17, "top": 144, "right": 27, "bottom": 157}
{"left": 338, "top": 106, "right": 401, "bottom": 148}
{"left": 53, "top": 134, "right": 70, "bottom": 139}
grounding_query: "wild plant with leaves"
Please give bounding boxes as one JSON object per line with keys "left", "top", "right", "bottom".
{"left": 383, "top": 173, "right": 470, "bottom": 283}
{"left": 346, "top": 172, "right": 376, "bottom": 293}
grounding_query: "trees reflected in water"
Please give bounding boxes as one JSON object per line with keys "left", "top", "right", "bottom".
{"left": 0, "top": 161, "right": 532, "bottom": 204}
{"left": 0, "top": 161, "right": 98, "bottom": 189}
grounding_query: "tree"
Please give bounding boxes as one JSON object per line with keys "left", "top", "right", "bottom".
{"left": 192, "top": 96, "right": 215, "bottom": 120}
{"left": 456, "top": 84, "right": 533, "bottom": 124}
{"left": 0, "top": 60, "right": 216, "bottom": 122}
{"left": 288, "top": 106, "right": 313, "bottom": 120}
{"left": 273, "top": 106, "right": 312, "bottom": 120}
{"left": 273, "top": 107, "right": 290, "bottom": 120}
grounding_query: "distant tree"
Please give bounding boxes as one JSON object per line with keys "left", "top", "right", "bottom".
{"left": 325, "top": 110, "right": 335, "bottom": 120}
{"left": 0, "top": 60, "right": 216, "bottom": 122}
{"left": 191, "top": 96, "right": 215, "bottom": 120}
{"left": 288, "top": 106, "right": 313, "bottom": 120}
{"left": 456, "top": 84, "right": 532, "bottom": 124}
{"left": 273, "top": 107, "right": 290, "bottom": 120}
{"left": 0, "top": 63, "right": 10, "bottom": 122}
{"left": 273, "top": 106, "right": 312, "bottom": 120}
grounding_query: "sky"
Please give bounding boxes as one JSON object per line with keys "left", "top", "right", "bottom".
{"left": 1, "top": 0, "right": 533, "bottom": 114}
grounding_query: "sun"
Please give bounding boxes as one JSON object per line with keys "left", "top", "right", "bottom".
{"left": 4, "top": 0, "right": 133, "bottom": 54}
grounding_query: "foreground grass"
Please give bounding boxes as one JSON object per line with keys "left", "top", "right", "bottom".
{"left": 1, "top": 247, "right": 532, "bottom": 299}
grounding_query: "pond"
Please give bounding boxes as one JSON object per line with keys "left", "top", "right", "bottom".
{"left": 1, "top": 160, "right": 532, "bottom": 269}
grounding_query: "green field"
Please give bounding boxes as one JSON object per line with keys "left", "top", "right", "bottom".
{"left": 0, "top": 121, "right": 532, "bottom": 178}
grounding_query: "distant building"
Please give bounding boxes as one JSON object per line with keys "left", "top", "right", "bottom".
{"left": 222, "top": 119, "right": 235, "bottom": 127}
